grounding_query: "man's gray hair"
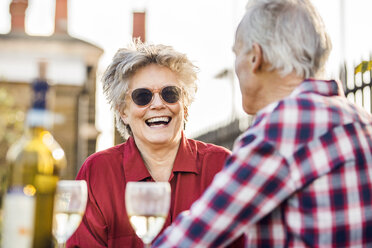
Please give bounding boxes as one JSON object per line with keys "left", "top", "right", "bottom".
{"left": 102, "top": 39, "right": 198, "bottom": 138}
{"left": 236, "top": 0, "right": 332, "bottom": 78}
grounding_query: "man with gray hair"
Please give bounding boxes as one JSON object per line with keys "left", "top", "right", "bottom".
{"left": 153, "top": 0, "right": 372, "bottom": 247}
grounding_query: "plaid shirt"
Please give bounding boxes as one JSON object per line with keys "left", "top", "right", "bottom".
{"left": 153, "top": 79, "right": 372, "bottom": 247}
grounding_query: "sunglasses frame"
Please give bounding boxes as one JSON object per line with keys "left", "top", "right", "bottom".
{"left": 129, "top": 85, "right": 182, "bottom": 107}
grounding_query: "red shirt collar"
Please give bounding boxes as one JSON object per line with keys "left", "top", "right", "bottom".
{"left": 123, "top": 131, "right": 199, "bottom": 182}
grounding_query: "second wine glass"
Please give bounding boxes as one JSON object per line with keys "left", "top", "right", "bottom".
{"left": 52, "top": 180, "right": 88, "bottom": 248}
{"left": 125, "top": 182, "right": 171, "bottom": 248}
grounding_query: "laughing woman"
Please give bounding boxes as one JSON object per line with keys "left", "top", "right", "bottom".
{"left": 67, "top": 40, "right": 244, "bottom": 248}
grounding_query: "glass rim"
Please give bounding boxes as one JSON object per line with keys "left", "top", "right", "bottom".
{"left": 126, "top": 181, "right": 171, "bottom": 190}
{"left": 126, "top": 181, "right": 170, "bottom": 185}
{"left": 57, "top": 179, "right": 87, "bottom": 187}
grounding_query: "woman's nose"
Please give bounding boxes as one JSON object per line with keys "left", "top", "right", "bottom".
{"left": 150, "top": 92, "right": 165, "bottom": 108}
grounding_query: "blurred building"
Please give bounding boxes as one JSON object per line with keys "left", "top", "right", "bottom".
{"left": 0, "top": 0, "right": 103, "bottom": 178}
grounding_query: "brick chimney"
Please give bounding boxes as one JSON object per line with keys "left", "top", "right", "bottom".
{"left": 55, "top": 0, "right": 68, "bottom": 34}
{"left": 9, "top": 0, "right": 28, "bottom": 33}
{"left": 132, "top": 12, "right": 146, "bottom": 42}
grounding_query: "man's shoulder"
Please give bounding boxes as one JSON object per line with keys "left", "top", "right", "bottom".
{"left": 256, "top": 92, "right": 334, "bottom": 128}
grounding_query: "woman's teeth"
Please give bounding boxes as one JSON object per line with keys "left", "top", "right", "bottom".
{"left": 145, "top": 117, "right": 171, "bottom": 126}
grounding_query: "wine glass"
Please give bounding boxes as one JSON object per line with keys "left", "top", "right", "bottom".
{"left": 125, "top": 182, "right": 171, "bottom": 248}
{"left": 52, "top": 180, "right": 88, "bottom": 248}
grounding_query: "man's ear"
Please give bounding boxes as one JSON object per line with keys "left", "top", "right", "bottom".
{"left": 251, "top": 43, "right": 263, "bottom": 73}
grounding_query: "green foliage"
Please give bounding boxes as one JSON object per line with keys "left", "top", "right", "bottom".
{"left": 0, "top": 88, "right": 24, "bottom": 165}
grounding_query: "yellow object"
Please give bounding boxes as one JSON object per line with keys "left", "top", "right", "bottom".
{"left": 3, "top": 124, "right": 66, "bottom": 248}
{"left": 354, "top": 60, "right": 372, "bottom": 75}
{"left": 2, "top": 79, "right": 66, "bottom": 248}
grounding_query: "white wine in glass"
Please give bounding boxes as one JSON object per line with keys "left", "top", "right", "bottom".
{"left": 52, "top": 180, "right": 88, "bottom": 248}
{"left": 125, "top": 182, "right": 171, "bottom": 248}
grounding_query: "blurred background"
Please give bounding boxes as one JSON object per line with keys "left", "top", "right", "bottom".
{"left": 0, "top": 0, "right": 371, "bottom": 179}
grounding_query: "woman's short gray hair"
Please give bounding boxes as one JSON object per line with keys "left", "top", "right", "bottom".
{"left": 236, "top": 0, "right": 332, "bottom": 78}
{"left": 102, "top": 40, "right": 198, "bottom": 138}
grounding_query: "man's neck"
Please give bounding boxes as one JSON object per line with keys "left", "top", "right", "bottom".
{"left": 264, "top": 71, "right": 304, "bottom": 103}
{"left": 252, "top": 70, "right": 304, "bottom": 114}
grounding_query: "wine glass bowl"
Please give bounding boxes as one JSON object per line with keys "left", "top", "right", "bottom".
{"left": 125, "top": 182, "right": 171, "bottom": 247}
{"left": 52, "top": 180, "right": 88, "bottom": 247}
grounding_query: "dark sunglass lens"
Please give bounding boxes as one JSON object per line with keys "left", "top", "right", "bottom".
{"left": 131, "top": 88, "right": 153, "bottom": 106}
{"left": 161, "top": 86, "right": 181, "bottom": 104}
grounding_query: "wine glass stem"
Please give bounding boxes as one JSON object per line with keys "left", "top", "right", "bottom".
{"left": 57, "top": 242, "right": 66, "bottom": 248}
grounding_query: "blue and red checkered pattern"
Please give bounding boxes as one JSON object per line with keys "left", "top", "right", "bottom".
{"left": 153, "top": 79, "right": 372, "bottom": 247}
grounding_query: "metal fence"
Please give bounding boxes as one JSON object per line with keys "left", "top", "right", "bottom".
{"left": 341, "top": 58, "right": 372, "bottom": 113}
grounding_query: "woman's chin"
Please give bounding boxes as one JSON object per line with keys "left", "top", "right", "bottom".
{"left": 145, "top": 133, "right": 181, "bottom": 147}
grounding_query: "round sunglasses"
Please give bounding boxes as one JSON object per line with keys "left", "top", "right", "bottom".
{"left": 130, "top": 85, "right": 182, "bottom": 107}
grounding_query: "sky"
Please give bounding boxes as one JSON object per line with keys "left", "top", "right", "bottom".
{"left": 1, "top": 0, "right": 372, "bottom": 151}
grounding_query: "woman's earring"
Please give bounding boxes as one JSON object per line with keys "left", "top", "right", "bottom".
{"left": 184, "top": 106, "right": 188, "bottom": 122}
{"left": 183, "top": 106, "right": 188, "bottom": 130}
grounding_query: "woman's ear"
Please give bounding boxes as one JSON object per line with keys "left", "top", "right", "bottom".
{"left": 117, "top": 105, "right": 129, "bottom": 125}
{"left": 251, "top": 43, "right": 263, "bottom": 73}
{"left": 120, "top": 114, "right": 128, "bottom": 125}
